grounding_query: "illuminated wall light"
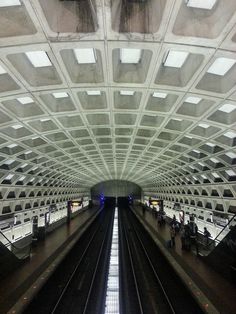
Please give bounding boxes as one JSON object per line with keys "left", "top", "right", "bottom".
{"left": 52, "top": 92, "right": 68, "bottom": 99}
{"left": 207, "top": 57, "right": 236, "bottom": 76}
{"left": 12, "top": 124, "right": 23, "bottom": 129}
{"left": 17, "top": 97, "right": 34, "bottom": 104}
{"left": 120, "top": 48, "right": 141, "bottom": 64}
{"left": 25, "top": 51, "right": 52, "bottom": 68}
{"left": 152, "top": 92, "right": 167, "bottom": 98}
{"left": 0, "top": 0, "right": 21, "bottom": 7}
{"left": 120, "top": 90, "right": 134, "bottom": 96}
{"left": 86, "top": 90, "right": 101, "bottom": 96}
{"left": 185, "top": 96, "right": 202, "bottom": 104}
{"left": 218, "top": 104, "right": 236, "bottom": 113}
{"left": 163, "top": 50, "right": 189, "bottom": 68}
{"left": 0, "top": 64, "right": 7, "bottom": 74}
{"left": 74, "top": 48, "right": 97, "bottom": 64}
{"left": 186, "top": 0, "right": 217, "bottom": 10}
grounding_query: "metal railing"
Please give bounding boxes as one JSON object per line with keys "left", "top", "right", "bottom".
{"left": 0, "top": 230, "right": 31, "bottom": 260}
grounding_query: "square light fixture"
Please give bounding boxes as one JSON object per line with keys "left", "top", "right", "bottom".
{"left": 74, "top": 48, "right": 96, "bottom": 64}
{"left": 120, "top": 90, "right": 134, "bottom": 96}
{"left": 40, "top": 118, "right": 51, "bottom": 122}
{"left": 25, "top": 51, "right": 52, "bottom": 68}
{"left": 19, "top": 176, "right": 26, "bottom": 181}
{"left": 25, "top": 150, "right": 32, "bottom": 155}
{"left": 185, "top": 96, "right": 202, "bottom": 104}
{"left": 198, "top": 123, "right": 209, "bottom": 128}
{"left": 0, "top": 0, "right": 21, "bottom": 7}
{"left": 86, "top": 90, "right": 101, "bottom": 96}
{"left": 21, "top": 163, "right": 28, "bottom": 168}
{"left": 12, "top": 124, "right": 23, "bottom": 129}
{"left": 52, "top": 92, "right": 68, "bottom": 98}
{"left": 207, "top": 57, "right": 236, "bottom": 76}
{"left": 218, "top": 104, "right": 236, "bottom": 113}
{"left": 163, "top": 50, "right": 189, "bottom": 68}
{"left": 120, "top": 48, "right": 141, "bottom": 64}
{"left": 224, "top": 131, "right": 236, "bottom": 138}
{"left": 193, "top": 149, "right": 200, "bottom": 153}
{"left": 17, "top": 97, "right": 34, "bottom": 104}
{"left": 0, "top": 64, "right": 6, "bottom": 74}
{"left": 152, "top": 92, "right": 167, "bottom": 98}
{"left": 186, "top": 0, "right": 217, "bottom": 10}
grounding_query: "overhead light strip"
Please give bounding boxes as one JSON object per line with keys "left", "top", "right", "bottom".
{"left": 0, "top": 0, "right": 21, "bottom": 7}
{"left": 186, "top": 0, "right": 218, "bottom": 10}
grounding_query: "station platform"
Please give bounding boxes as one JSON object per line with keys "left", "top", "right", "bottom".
{"left": 0, "top": 205, "right": 101, "bottom": 314}
{"left": 132, "top": 205, "right": 236, "bottom": 314}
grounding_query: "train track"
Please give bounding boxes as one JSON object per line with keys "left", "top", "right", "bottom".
{"left": 24, "top": 208, "right": 114, "bottom": 314}
{"left": 119, "top": 207, "right": 204, "bottom": 314}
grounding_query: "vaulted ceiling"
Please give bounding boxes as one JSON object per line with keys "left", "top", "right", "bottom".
{"left": 0, "top": 0, "right": 235, "bottom": 197}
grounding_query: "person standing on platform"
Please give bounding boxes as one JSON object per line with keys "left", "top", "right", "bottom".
{"left": 190, "top": 221, "right": 199, "bottom": 255}
{"left": 203, "top": 227, "right": 211, "bottom": 246}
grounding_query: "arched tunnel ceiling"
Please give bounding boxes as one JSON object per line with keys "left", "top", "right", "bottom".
{"left": 0, "top": 0, "right": 235, "bottom": 190}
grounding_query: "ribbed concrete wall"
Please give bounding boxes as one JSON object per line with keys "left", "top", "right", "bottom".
{"left": 91, "top": 180, "right": 142, "bottom": 199}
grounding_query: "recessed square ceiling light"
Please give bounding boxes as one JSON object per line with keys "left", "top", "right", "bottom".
{"left": 120, "top": 48, "right": 141, "bottom": 64}
{"left": 21, "top": 163, "right": 28, "bottom": 168}
{"left": 7, "top": 143, "right": 17, "bottom": 148}
{"left": 193, "top": 149, "right": 200, "bottom": 153}
{"left": 52, "top": 92, "right": 68, "bottom": 99}
{"left": 74, "top": 48, "right": 96, "bottom": 64}
{"left": 201, "top": 174, "right": 207, "bottom": 179}
{"left": 226, "top": 169, "right": 236, "bottom": 176}
{"left": 32, "top": 136, "right": 39, "bottom": 140}
{"left": 218, "top": 104, "right": 236, "bottom": 113}
{"left": 206, "top": 142, "right": 216, "bottom": 147}
{"left": 17, "top": 97, "right": 33, "bottom": 104}
{"left": 185, "top": 96, "right": 202, "bottom": 104}
{"left": 0, "top": 64, "right": 6, "bottom": 74}
{"left": 40, "top": 118, "right": 50, "bottom": 122}
{"left": 225, "top": 151, "right": 236, "bottom": 158}
{"left": 25, "top": 51, "right": 52, "bottom": 68}
{"left": 164, "top": 50, "right": 189, "bottom": 68}
{"left": 152, "top": 92, "right": 167, "bottom": 98}
{"left": 120, "top": 91, "right": 135, "bottom": 96}
{"left": 198, "top": 123, "right": 209, "bottom": 129}
{"left": 5, "top": 174, "right": 14, "bottom": 180}
{"left": 19, "top": 176, "right": 26, "bottom": 181}
{"left": 186, "top": 0, "right": 217, "bottom": 10}
{"left": 210, "top": 157, "right": 219, "bottom": 163}
{"left": 172, "top": 118, "right": 182, "bottom": 121}
{"left": 185, "top": 135, "right": 193, "bottom": 139}
{"left": 86, "top": 91, "right": 101, "bottom": 96}
{"left": 212, "top": 172, "right": 220, "bottom": 178}
{"left": 207, "top": 57, "right": 236, "bottom": 76}
{"left": 4, "top": 159, "right": 15, "bottom": 165}
{"left": 12, "top": 124, "right": 23, "bottom": 129}
{"left": 0, "top": 0, "right": 21, "bottom": 7}
{"left": 25, "top": 150, "right": 32, "bottom": 155}
{"left": 224, "top": 131, "right": 236, "bottom": 139}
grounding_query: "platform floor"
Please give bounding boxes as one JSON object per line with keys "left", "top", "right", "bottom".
{"left": 0, "top": 206, "right": 101, "bottom": 314}
{"left": 133, "top": 205, "right": 236, "bottom": 314}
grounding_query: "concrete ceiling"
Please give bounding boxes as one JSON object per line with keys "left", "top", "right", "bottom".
{"left": 0, "top": 0, "right": 235, "bottom": 198}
